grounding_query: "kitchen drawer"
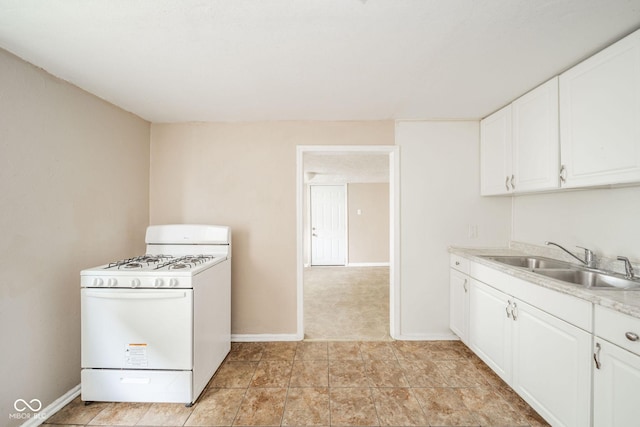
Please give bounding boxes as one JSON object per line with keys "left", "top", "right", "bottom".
{"left": 81, "top": 368, "right": 192, "bottom": 403}
{"left": 595, "top": 306, "right": 640, "bottom": 356}
{"left": 450, "top": 254, "right": 469, "bottom": 274}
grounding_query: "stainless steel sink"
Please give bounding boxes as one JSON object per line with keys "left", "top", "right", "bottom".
{"left": 482, "top": 255, "right": 571, "bottom": 269}
{"left": 481, "top": 254, "right": 640, "bottom": 290}
{"left": 533, "top": 268, "right": 640, "bottom": 290}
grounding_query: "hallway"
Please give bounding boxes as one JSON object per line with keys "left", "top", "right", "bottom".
{"left": 304, "top": 266, "right": 390, "bottom": 341}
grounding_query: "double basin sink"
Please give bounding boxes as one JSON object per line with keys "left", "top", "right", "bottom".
{"left": 481, "top": 255, "right": 640, "bottom": 291}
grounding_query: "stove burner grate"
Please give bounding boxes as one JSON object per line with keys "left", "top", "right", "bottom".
{"left": 155, "top": 255, "right": 215, "bottom": 270}
{"left": 105, "top": 254, "right": 174, "bottom": 270}
{"left": 124, "top": 262, "right": 142, "bottom": 269}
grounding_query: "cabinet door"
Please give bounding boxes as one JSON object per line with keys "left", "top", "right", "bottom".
{"left": 512, "top": 77, "right": 560, "bottom": 192}
{"left": 480, "top": 105, "right": 513, "bottom": 195}
{"left": 559, "top": 29, "right": 640, "bottom": 187}
{"left": 468, "top": 279, "right": 512, "bottom": 382}
{"left": 449, "top": 269, "right": 469, "bottom": 344}
{"left": 593, "top": 338, "right": 640, "bottom": 427}
{"left": 512, "top": 299, "right": 591, "bottom": 427}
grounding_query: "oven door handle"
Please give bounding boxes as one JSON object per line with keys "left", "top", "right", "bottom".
{"left": 84, "top": 290, "right": 187, "bottom": 300}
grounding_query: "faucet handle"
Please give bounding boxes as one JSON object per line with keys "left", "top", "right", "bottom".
{"left": 617, "top": 256, "right": 635, "bottom": 279}
{"left": 577, "top": 246, "right": 595, "bottom": 266}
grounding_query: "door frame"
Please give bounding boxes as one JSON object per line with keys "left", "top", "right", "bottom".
{"left": 309, "top": 184, "right": 348, "bottom": 266}
{"left": 296, "top": 145, "right": 400, "bottom": 340}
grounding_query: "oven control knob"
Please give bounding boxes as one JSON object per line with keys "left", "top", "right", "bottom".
{"left": 93, "top": 278, "right": 104, "bottom": 287}
{"left": 107, "top": 278, "right": 118, "bottom": 287}
{"left": 131, "top": 279, "right": 141, "bottom": 288}
{"left": 154, "top": 278, "right": 164, "bottom": 288}
{"left": 169, "top": 278, "right": 179, "bottom": 288}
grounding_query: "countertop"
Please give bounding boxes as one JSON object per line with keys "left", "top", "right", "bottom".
{"left": 449, "top": 246, "right": 640, "bottom": 320}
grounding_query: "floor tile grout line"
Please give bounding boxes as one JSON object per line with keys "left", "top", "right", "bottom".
{"left": 278, "top": 349, "right": 295, "bottom": 427}
{"left": 366, "top": 385, "right": 382, "bottom": 427}
{"left": 43, "top": 341, "right": 547, "bottom": 427}
{"left": 230, "top": 356, "right": 259, "bottom": 427}
{"left": 407, "top": 386, "right": 430, "bottom": 426}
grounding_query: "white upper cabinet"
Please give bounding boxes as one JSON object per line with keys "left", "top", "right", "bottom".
{"left": 480, "top": 105, "right": 512, "bottom": 195}
{"left": 481, "top": 29, "right": 640, "bottom": 195}
{"left": 559, "top": 29, "right": 640, "bottom": 188}
{"left": 512, "top": 77, "right": 560, "bottom": 192}
{"left": 480, "top": 77, "right": 560, "bottom": 195}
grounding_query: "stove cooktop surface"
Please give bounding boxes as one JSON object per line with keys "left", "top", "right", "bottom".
{"left": 82, "top": 254, "right": 227, "bottom": 276}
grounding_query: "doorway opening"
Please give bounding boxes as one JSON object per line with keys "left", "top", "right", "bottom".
{"left": 296, "top": 145, "right": 400, "bottom": 340}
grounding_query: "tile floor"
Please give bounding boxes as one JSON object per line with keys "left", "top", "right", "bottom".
{"left": 304, "top": 267, "right": 390, "bottom": 341}
{"left": 44, "top": 340, "right": 549, "bottom": 426}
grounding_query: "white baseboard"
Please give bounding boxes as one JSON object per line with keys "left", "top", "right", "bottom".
{"left": 22, "top": 384, "right": 80, "bottom": 427}
{"left": 346, "top": 262, "right": 390, "bottom": 267}
{"left": 304, "top": 262, "right": 390, "bottom": 268}
{"left": 395, "top": 332, "right": 459, "bottom": 341}
{"left": 231, "top": 333, "right": 302, "bottom": 342}
{"left": 231, "top": 333, "right": 459, "bottom": 342}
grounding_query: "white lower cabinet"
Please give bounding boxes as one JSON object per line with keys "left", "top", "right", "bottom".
{"left": 468, "top": 278, "right": 592, "bottom": 427}
{"left": 593, "top": 305, "right": 640, "bottom": 427}
{"left": 450, "top": 255, "right": 471, "bottom": 344}
{"left": 455, "top": 256, "right": 640, "bottom": 426}
{"left": 593, "top": 338, "right": 640, "bottom": 426}
{"left": 449, "top": 268, "right": 469, "bottom": 344}
{"left": 511, "top": 299, "right": 591, "bottom": 427}
{"left": 469, "top": 279, "right": 512, "bottom": 381}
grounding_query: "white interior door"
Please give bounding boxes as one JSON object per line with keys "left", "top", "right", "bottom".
{"left": 310, "top": 185, "right": 346, "bottom": 266}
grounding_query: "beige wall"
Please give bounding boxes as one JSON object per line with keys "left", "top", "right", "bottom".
{"left": 395, "top": 121, "right": 512, "bottom": 339}
{"left": 347, "top": 183, "right": 389, "bottom": 264}
{"left": 149, "top": 121, "right": 394, "bottom": 336}
{"left": 0, "top": 49, "right": 149, "bottom": 424}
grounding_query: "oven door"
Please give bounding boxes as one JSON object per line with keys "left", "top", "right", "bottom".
{"left": 81, "top": 288, "right": 193, "bottom": 370}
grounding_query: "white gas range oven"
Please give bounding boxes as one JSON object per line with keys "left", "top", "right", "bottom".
{"left": 80, "top": 224, "right": 231, "bottom": 406}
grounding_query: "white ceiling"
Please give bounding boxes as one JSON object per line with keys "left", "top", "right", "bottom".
{"left": 304, "top": 152, "right": 389, "bottom": 184}
{"left": 1, "top": 0, "right": 639, "bottom": 123}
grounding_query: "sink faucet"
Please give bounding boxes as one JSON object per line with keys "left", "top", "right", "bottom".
{"left": 545, "top": 241, "right": 596, "bottom": 268}
{"left": 617, "top": 256, "right": 635, "bottom": 279}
